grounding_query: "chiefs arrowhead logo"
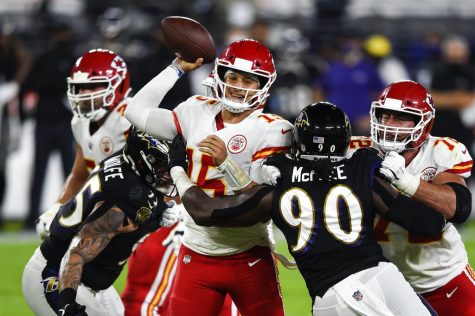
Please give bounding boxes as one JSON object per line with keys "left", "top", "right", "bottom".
{"left": 227, "top": 135, "right": 247, "bottom": 154}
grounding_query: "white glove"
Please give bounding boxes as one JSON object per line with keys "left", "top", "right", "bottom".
{"left": 162, "top": 221, "right": 185, "bottom": 255}
{"left": 261, "top": 164, "right": 281, "bottom": 186}
{"left": 0, "top": 81, "right": 19, "bottom": 108}
{"left": 35, "top": 202, "right": 62, "bottom": 240}
{"left": 380, "top": 151, "right": 420, "bottom": 196}
{"left": 160, "top": 201, "right": 185, "bottom": 227}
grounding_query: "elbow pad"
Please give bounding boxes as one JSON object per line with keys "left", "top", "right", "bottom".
{"left": 446, "top": 182, "right": 472, "bottom": 224}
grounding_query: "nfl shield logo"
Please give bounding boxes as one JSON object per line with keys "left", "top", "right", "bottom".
{"left": 352, "top": 290, "right": 363, "bottom": 302}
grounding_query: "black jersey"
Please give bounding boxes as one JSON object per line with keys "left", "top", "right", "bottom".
{"left": 40, "top": 151, "right": 167, "bottom": 290}
{"left": 270, "top": 148, "right": 387, "bottom": 299}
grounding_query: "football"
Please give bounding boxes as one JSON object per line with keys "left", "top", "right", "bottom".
{"left": 160, "top": 16, "right": 216, "bottom": 64}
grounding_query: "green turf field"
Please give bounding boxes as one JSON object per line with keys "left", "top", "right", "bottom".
{"left": 3, "top": 221, "right": 475, "bottom": 316}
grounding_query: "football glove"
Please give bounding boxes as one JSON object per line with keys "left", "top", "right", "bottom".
{"left": 168, "top": 135, "right": 188, "bottom": 172}
{"left": 58, "top": 288, "right": 87, "bottom": 316}
{"left": 261, "top": 164, "right": 281, "bottom": 186}
{"left": 160, "top": 201, "right": 185, "bottom": 227}
{"left": 379, "top": 151, "right": 420, "bottom": 196}
{"left": 57, "top": 303, "right": 87, "bottom": 316}
{"left": 36, "top": 203, "right": 62, "bottom": 240}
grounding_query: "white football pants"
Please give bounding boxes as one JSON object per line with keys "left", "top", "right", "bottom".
{"left": 312, "top": 261, "right": 432, "bottom": 316}
{"left": 22, "top": 247, "right": 124, "bottom": 316}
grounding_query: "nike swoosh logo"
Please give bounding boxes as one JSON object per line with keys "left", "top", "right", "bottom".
{"left": 446, "top": 287, "right": 458, "bottom": 298}
{"left": 462, "top": 149, "right": 467, "bottom": 154}
{"left": 281, "top": 128, "right": 292, "bottom": 135}
{"left": 248, "top": 259, "right": 261, "bottom": 267}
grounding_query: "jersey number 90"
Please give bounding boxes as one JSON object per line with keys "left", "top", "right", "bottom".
{"left": 279, "top": 185, "right": 363, "bottom": 252}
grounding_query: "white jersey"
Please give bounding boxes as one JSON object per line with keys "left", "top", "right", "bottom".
{"left": 173, "top": 95, "right": 293, "bottom": 255}
{"left": 348, "top": 135, "right": 473, "bottom": 293}
{"left": 71, "top": 100, "right": 131, "bottom": 171}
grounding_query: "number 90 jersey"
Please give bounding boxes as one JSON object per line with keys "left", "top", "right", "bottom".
{"left": 270, "top": 149, "right": 387, "bottom": 299}
{"left": 348, "top": 135, "right": 473, "bottom": 293}
{"left": 172, "top": 95, "right": 292, "bottom": 255}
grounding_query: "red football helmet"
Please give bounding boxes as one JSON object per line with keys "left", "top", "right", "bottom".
{"left": 67, "top": 49, "right": 130, "bottom": 121}
{"left": 370, "top": 80, "right": 435, "bottom": 153}
{"left": 213, "top": 39, "right": 276, "bottom": 113}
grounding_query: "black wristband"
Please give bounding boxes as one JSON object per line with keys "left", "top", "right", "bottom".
{"left": 59, "top": 288, "right": 77, "bottom": 305}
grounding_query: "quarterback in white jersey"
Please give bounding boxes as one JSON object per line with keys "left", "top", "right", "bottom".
{"left": 35, "top": 49, "right": 131, "bottom": 238}
{"left": 126, "top": 39, "right": 289, "bottom": 315}
{"left": 353, "top": 80, "right": 475, "bottom": 315}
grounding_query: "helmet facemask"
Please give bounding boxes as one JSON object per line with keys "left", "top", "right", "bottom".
{"left": 138, "top": 150, "right": 177, "bottom": 198}
{"left": 370, "top": 105, "right": 432, "bottom": 153}
{"left": 67, "top": 73, "right": 125, "bottom": 121}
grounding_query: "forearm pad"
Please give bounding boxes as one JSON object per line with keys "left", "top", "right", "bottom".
{"left": 446, "top": 182, "right": 472, "bottom": 224}
{"left": 217, "top": 156, "right": 252, "bottom": 191}
{"left": 385, "top": 195, "right": 446, "bottom": 237}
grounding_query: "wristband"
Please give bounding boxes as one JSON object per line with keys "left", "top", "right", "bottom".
{"left": 394, "top": 172, "right": 420, "bottom": 197}
{"left": 170, "top": 166, "right": 196, "bottom": 197}
{"left": 217, "top": 156, "right": 252, "bottom": 191}
{"left": 169, "top": 60, "right": 185, "bottom": 78}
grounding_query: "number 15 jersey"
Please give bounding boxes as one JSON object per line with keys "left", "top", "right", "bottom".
{"left": 172, "top": 95, "right": 292, "bottom": 256}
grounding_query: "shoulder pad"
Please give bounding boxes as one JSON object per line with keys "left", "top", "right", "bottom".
{"left": 349, "top": 136, "right": 373, "bottom": 149}
{"left": 432, "top": 137, "right": 473, "bottom": 176}
{"left": 352, "top": 147, "right": 382, "bottom": 162}
{"left": 192, "top": 95, "right": 220, "bottom": 106}
{"left": 264, "top": 152, "right": 292, "bottom": 169}
{"left": 115, "top": 102, "right": 128, "bottom": 116}
{"left": 257, "top": 113, "right": 293, "bottom": 131}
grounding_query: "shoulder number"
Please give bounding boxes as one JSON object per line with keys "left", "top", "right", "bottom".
{"left": 195, "top": 95, "right": 219, "bottom": 105}
{"left": 258, "top": 113, "right": 284, "bottom": 124}
{"left": 434, "top": 137, "right": 458, "bottom": 151}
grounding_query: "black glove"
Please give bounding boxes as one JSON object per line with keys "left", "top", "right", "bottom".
{"left": 168, "top": 134, "right": 188, "bottom": 171}
{"left": 58, "top": 289, "right": 88, "bottom": 316}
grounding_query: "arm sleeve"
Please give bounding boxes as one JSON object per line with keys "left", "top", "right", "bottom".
{"left": 373, "top": 176, "right": 446, "bottom": 237}
{"left": 124, "top": 66, "right": 181, "bottom": 140}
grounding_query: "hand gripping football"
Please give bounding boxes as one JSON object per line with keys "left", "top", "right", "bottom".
{"left": 160, "top": 16, "right": 216, "bottom": 64}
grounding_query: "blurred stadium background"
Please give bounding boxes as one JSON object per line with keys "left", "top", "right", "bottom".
{"left": 1, "top": 0, "right": 475, "bottom": 315}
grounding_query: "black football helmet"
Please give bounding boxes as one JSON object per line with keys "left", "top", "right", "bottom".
{"left": 294, "top": 102, "right": 351, "bottom": 161}
{"left": 124, "top": 127, "right": 176, "bottom": 197}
